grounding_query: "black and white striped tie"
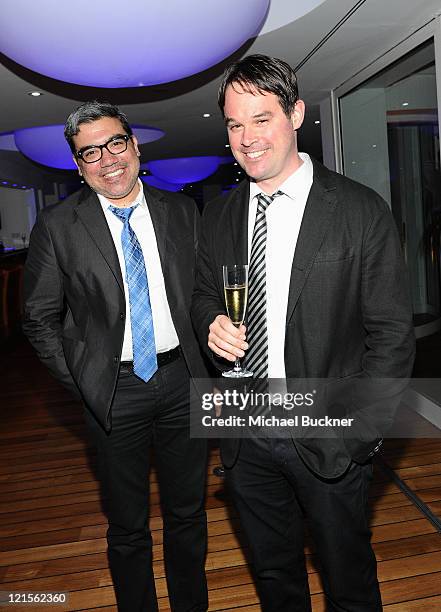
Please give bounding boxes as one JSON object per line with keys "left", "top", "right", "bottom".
{"left": 246, "top": 191, "right": 282, "bottom": 378}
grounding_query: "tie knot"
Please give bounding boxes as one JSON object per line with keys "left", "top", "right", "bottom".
{"left": 257, "top": 190, "right": 283, "bottom": 213}
{"left": 109, "top": 204, "right": 137, "bottom": 223}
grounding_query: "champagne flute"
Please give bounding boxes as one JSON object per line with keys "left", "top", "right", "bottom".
{"left": 222, "top": 264, "right": 253, "bottom": 378}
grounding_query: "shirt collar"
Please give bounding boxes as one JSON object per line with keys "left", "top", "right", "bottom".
{"left": 249, "top": 152, "right": 313, "bottom": 202}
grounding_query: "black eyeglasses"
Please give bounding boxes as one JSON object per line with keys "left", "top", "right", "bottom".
{"left": 76, "top": 134, "right": 131, "bottom": 163}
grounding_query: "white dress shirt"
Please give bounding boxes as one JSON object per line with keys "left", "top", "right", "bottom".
{"left": 98, "top": 181, "right": 179, "bottom": 361}
{"left": 248, "top": 153, "right": 313, "bottom": 378}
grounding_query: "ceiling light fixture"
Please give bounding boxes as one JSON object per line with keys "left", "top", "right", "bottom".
{"left": 1, "top": 0, "right": 269, "bottom": 87}
{"left": 28, "top": 91, "right": 43, "bottom": 97}
{"left": 11, "top": 124, "right": 164, "bottom": 170}
{"left": 141, "top": 175, "right": 184, "bottom": 192}
{"left": 148, "top": 156, "right": 229, "bottom": 183}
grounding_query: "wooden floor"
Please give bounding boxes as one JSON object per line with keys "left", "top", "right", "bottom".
{"left": 1, "top": 339, "right": 441, "bottom": 611}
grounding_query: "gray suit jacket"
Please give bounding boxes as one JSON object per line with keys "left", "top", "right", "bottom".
{"left": 191, "top": 159, "right": 415, "bottom": 477}
{"left": 24, "top": 183, "right": 208, "bottom": 431}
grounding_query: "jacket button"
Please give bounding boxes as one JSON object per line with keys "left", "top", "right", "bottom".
{"left": 113, "top": 356, "right": 119, "bottom": 363}
{"left": 120, "top": 313, "right": 125, "bottom": 320}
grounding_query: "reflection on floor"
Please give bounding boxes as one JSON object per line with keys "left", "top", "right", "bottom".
{"left": 0, "top": 338, "right": 440, "bottom": 610}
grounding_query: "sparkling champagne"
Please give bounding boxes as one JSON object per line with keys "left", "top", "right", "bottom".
{"left": 224, "top": 284, "right": 248, "bottom": 327}
{"left": 222, "top": 264, "right": 253, "bottom": 377}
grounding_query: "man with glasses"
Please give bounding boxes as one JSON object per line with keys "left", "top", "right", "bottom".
{"left": 23, "top": 101, "right": 208, "bottom": 612}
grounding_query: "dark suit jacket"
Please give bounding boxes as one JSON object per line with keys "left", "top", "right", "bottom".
{"left": 191, "top": 159, "right": 415, "bottom": 477}
{"left": 23, "top": 183, "right": 208, "bottom": 431}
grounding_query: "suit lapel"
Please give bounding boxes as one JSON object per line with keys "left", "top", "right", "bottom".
{"left": 286, "top": 161, "right": 337, "bottom": 324}
{"left": 74, "top": 188, "right": 124, "bottom": 293}
{"left": 228, "top": 181, "right": 249, "bottom": 265}
{"left": 144, "top": 184, "right": 168, "bottom": 266}
{"left": 143, "top": 183, "right": 180, "bottom": 311}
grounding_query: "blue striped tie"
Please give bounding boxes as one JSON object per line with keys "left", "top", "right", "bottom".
{"left": 109, "top": 205, "right": 157, "bottom": 382}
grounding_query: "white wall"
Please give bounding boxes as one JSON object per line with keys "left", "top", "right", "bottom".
{"left": 0, "top": 187, "right": 37, "bottom": 248}
{"left": 319, "top": 96, "right": 336, "bottom": 171}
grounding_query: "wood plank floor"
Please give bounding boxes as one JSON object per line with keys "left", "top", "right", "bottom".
{"left": 1, "top": 340, "right": 441, "bottom": 611}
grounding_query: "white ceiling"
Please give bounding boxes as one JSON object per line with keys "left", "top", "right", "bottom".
{"left": 0, "top": 0, "right": 439, "bottom": 180}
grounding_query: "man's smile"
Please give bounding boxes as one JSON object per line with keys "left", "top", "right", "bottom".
{"left": 101, "top": 167, "right": 125, "bottom": 179}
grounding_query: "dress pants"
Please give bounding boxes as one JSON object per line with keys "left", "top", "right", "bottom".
{"left": 227, "top": 437, "right": 382, "bottom": 612}
{"left": 85, "top": 354, "right": 208, "bottom": 612}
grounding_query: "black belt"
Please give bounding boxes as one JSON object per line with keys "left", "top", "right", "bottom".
{"left": 120, "top": 346, "right": 181, "bottom": 373}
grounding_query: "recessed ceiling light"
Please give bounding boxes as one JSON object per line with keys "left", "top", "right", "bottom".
{"left": 238, "top": 171, "right": 242, "bottom": 174}
{"left": 28, "top": 91, "right": 43, "bottom": 97}
{"left": 372, "top": 144, "right": 377, "bottom": 148}
{"left": 80, "top": 180, "right": 85, "bottom": 184}
{"left": 203, "top": 113, "right": 211, "bottom": 118}
{"left": 314, "top": 120, "right": 320, "bottom": 125}
{"left": 402, "top": 102, "right": 409, "bottom": 107}
{"left": 225, "top": 144, "right": 230, "bottom": 148}
{"left": 236, "top": 178, "right": 239, "bottom": 182}
{"left": 234, "top": 162, "right": 238, "bottom": 166}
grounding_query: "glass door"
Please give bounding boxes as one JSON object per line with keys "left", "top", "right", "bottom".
{"left": 339, "top": 40, "right": 440, "bottom": 331}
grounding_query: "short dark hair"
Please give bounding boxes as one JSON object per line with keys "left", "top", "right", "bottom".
{"left": 64, "top": 101, "right": 133, "bottom": 155}
{"left": 218, "top": 54, "right": 299, "bottom": 118}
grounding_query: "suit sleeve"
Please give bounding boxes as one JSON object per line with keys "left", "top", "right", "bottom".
{"left": 361, "top": 200, "right": 415, "bottom": 378}
{"left": 191, "top": 203, "right": 227, "bottom": 367}
{"left": 343, "top": 198, "right": 415, "bottom": 462}
{"left": 23, "top": 212, "right": 81, "bottom": 399}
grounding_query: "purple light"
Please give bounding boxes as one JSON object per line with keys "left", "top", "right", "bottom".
{"left": 141, "top": 175, "right": 185, "bottom": 192}
{"left": 14, "top": 125, "right": 70, "bottom": 168}
{"left": 131, "top": 126, "right": 164, "bottom": 145}
{"left": 0, "top": 0, "right": 269, "bottom": 88}
{"left": 148, "top": 156, "right": 230, "bottom": 183}
{"left": 12, "top": 125, "right": 164, "bottom": 170}
{"left": 218, "top": 156, "right": 235, "bottom": 164}
{"left": 2, "top": 181, "right": 8, "bottom": 185}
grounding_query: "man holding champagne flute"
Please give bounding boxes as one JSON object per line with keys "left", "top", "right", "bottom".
{"left": 192, "top": 54, "right": 415, "bottom": 610}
